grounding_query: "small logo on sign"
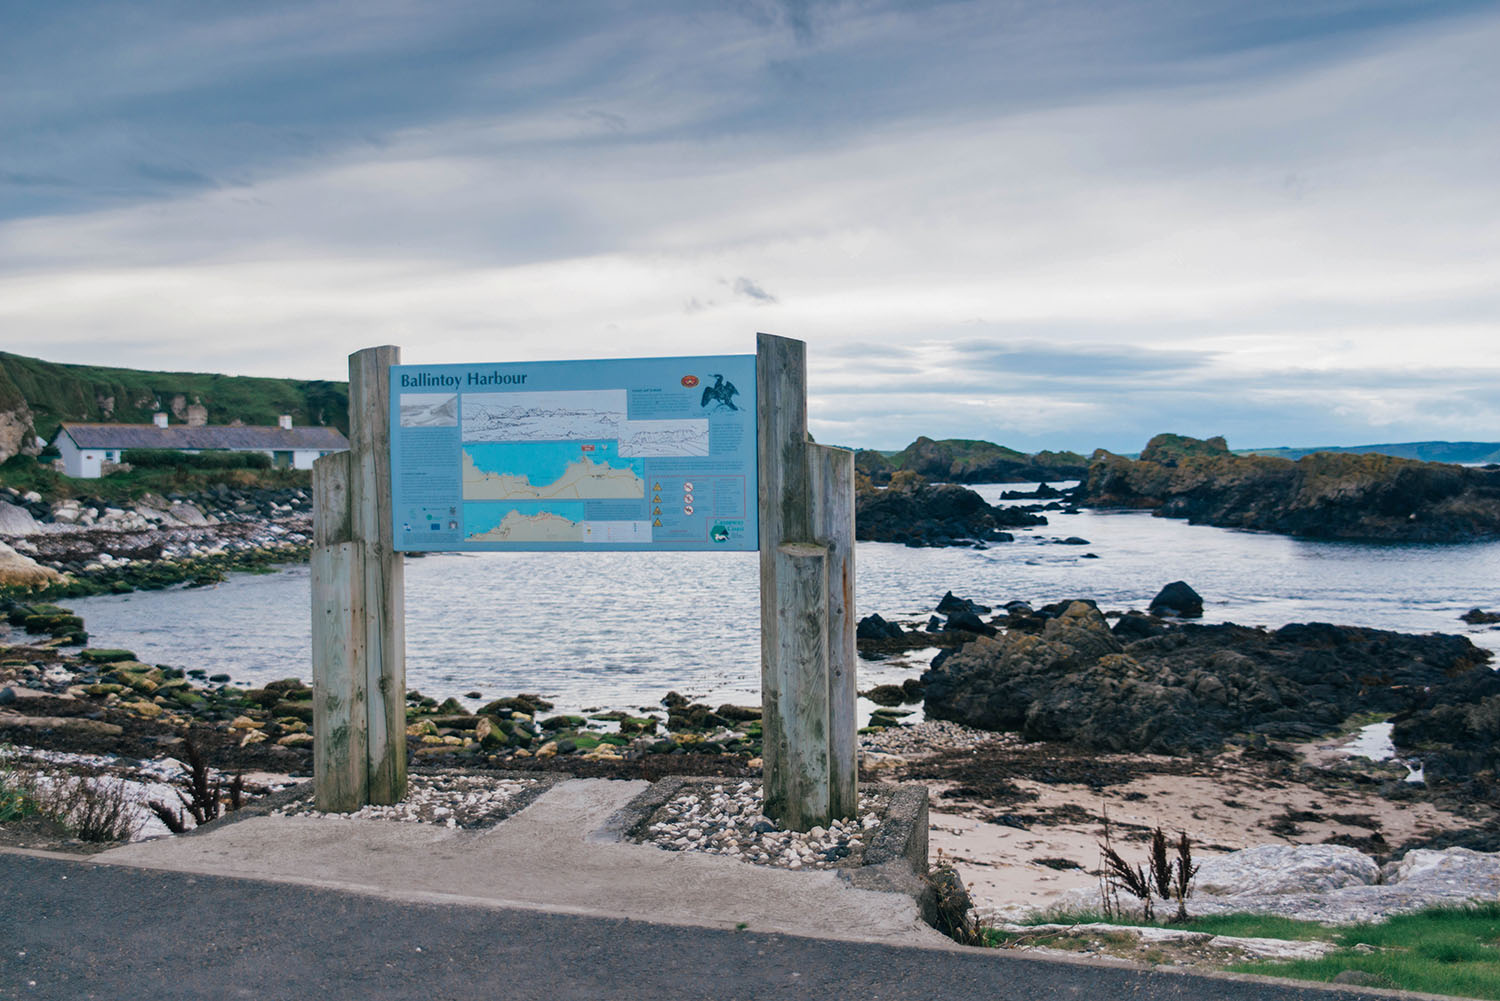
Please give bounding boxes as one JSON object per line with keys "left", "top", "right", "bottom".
{"left": 681, "top": 375, "right": 699, "bottom": 388}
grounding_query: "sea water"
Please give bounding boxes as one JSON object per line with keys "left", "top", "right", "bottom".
{"left": 61, "top": 483, "right": 1500, "bottom": 715}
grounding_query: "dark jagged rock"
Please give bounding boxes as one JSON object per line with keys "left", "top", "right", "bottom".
{"left": 1460, "top": 607, "right": 1500, "bottom": 624}
{"left": 920, "top": 601, "right": 1493, "bottom": 760}
{"left": 1082, "top": 434, "right": 1500, "bottom": 542}
{"left": 943, "top": 610, "right": 997, "bottom": 636}
{"left": 1111, "top": 611, "right": 1166, "bottom": 640}
{"left": 1000, "top": 483, "right": 1064, "bottom": 500}
{"left": 855, "top": 475, "right": 1044, "bottom": 547}
{"left": 1149, "top": 581, "right": 1203, "bottom": 618}
{"left": 937, "top": 591, "right": 990, "bottom": 615}
{"left": 856, "top": 613, "right": 905, "bottom": 640}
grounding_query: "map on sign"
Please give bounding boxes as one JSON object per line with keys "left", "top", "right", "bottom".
{"left": 388, "top": 354, "right": 757, "bottom": 552}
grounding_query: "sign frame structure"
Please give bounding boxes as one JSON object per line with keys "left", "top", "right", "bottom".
{"left": 386, "top": 354, "right": 758, "bottom": 554}
{"left": 310, "top": 335, "right": 856, "bottom": 832}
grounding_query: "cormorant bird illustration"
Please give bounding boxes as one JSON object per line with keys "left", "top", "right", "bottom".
{"left": 700, "top": 373, "right": 740, "bottom": 411}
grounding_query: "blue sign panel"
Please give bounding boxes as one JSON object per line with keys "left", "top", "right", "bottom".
{"left": 389, "top": 354, "right": 757, "bottom": 552}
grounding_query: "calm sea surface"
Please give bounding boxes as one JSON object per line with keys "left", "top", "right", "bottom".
{"left": 64, "top": 484, "right": 1500, "bottom": 718}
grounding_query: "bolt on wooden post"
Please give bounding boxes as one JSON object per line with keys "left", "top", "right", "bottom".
{"left": 757, "top": 332, "right": 858, "bottom": 831}
{"left": 312, "top": 345, "right": 407, "bottom": 811}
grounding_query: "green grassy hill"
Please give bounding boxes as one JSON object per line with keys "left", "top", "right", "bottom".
{"left": 0, "top": 351, "right": 348, "bottom": 447}
{"left": 1239, "top": 440, "right": 1500, "bottom": 464}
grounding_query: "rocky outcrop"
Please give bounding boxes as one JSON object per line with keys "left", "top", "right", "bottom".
{"left": 855, "top": 476, "right": 1045, "bottom": 547}
{"left": 1083, "top": 434, "right": 1500, "bottom": 542}
{"left": 920, "top": 600, "right": 1493, "bottom": 758}
{"left": 887, "top": 437, "right": 1088, "bottom": 485}
{"left": 0, "top": 540, "right": 64, "bottom": 589}
{"left": 0, "top": 361, "right": 39, "bottom": 463}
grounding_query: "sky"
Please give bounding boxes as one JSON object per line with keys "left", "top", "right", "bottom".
{"left": 2, "top": 0, "right": 1497, "bottom": 454}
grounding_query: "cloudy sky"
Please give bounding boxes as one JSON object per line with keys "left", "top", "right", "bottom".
{"left": 2, "top": 0, "right": 1496, "bottom": 453}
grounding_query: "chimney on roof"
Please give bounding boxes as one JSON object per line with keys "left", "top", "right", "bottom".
{"left": 153, "top": 412, "right": 169, "bottom": 428}
{"left": 278, "top": 414, "right": 293, "bottom": 430}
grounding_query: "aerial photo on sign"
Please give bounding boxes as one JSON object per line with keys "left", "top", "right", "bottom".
{"left": 388, "top": 354, "right": 757, "bottom": 552}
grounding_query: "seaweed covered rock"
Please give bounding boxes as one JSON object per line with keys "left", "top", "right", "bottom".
{"left": 921, "top": 601, "right": 1493, "bottom": 757}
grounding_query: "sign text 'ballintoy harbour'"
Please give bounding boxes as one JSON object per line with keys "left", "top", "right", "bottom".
{"left": 399, "top": 371, "right": 529, "bottom": 389}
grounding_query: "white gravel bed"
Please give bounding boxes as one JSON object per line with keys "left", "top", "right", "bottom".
{"left": 639, "top": 779, "right": 888, "bottom": 870}
{"left": 858, "top": 719, "right": 1000, "bottom": 757}
{"left": 273, "top": 774, "right": 535, "bottom": 828}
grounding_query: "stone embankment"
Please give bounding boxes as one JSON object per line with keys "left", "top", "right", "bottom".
{"left": 0, "top": 485, "right": 312, "bottom": 595}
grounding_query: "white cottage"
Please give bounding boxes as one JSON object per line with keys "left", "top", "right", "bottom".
{"left": 56, "top": 414, "right": 347, "bottom": 478}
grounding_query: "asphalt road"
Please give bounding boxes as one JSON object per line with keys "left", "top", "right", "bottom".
{"left": 1, "top": 852, "right": 1384, "bottom": 1001}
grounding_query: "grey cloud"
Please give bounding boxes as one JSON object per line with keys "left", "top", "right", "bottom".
{"left": 733, "top": 277, "right": 778, "bottom": 304}
{"left": 950, "top": 340, "right": 1212, "bottom": 378}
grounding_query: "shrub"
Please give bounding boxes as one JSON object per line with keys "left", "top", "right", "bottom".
{"left": 122, "top": 449, "right": 272, "bottom": 470}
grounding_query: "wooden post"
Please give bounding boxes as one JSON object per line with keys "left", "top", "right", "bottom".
{"left": 312, "top": 347, "right": 405, "bottom": 811}
{"left": 809, "top": 443, "right": 858, "bottom": 820}
{"left": 347, "top": 346, "right": 406, "bottom": 805}
{"left": 311, "top": 449, "right": 367, "bottom": 812}
{"left": 757, "top": 332, "right": 858, "bottom": 830}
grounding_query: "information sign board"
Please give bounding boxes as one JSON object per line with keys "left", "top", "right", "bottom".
{"left": 389, "top": 354, "right": 757, "bottom": 552}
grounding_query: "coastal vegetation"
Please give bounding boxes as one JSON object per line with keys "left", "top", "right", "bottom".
{"left": 0, "top": 453, "right": 309, "bottom": 506}
{"left": 0, "top": 349, "right": 349, "bottom": 457}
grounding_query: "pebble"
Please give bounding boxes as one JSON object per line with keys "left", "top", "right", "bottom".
{"left": 274, "top": 774, "right": 534, "bottom": 828}
{"left": 858, "top": 719, "right": 1000, "bottom": 757}
{"left": 639, "top": 780, "right": 887, "bottom": 871}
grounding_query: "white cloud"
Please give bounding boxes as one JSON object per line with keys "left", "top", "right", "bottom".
{"left": 2, "top": 2, "right": 1497, "bottom": 449}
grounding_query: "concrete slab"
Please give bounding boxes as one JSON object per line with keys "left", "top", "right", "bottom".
{"left": 95, "top": 777, "right": 948, "bottom": 947}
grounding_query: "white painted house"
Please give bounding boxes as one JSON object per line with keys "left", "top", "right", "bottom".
{"left": 56, "top": 414, "right": 347, "bottom": 478}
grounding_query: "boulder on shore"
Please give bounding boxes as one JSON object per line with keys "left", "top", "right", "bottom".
{"left": 1149, "top": 581, "right": 1203, "bottom": 618}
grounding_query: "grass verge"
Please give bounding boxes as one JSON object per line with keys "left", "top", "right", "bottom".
{"left": 992, "top": 904, "right": 1500, "bottom": 999}
{"left": 1229, "top": 904, "right": 1500, "bottom": 1000}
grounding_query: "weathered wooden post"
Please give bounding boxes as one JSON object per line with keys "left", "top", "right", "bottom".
{"left": 312, "top": 345, "right": 406, "bottom": 810}
{"left": 757, "top": 332, "right": 858, "bottom": 830}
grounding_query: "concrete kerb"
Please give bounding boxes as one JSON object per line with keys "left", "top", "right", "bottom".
{"left": 609, "top": 775, "right": 938, "bottom": 926}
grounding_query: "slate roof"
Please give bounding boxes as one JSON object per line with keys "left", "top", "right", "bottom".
{"left": 60, "top": 422, "right": 348, "bottom": 451}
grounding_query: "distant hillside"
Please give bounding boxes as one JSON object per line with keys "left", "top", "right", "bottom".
{"left": 0, "top": 351, "right": 348, "bottom": 461}
{"left": 1239, "top": 441, "right": 1500, "bottom": 465}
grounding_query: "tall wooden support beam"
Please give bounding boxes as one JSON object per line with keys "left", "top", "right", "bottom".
{"left": 757, "top": 332, "right": 858, "bottom": 831}
{"left": 312, "top": 346, "right": 406, "bottom": 811}
{"left": 809, "top": 442, "right": 858, "bottom": 820}
{"left": 347, "top": 346, "right": 406, "bottom": 805}
{"left": 311, "top": 451, "right": 367, "bottom": 812}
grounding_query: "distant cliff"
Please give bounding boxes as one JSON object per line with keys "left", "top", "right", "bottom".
{"left": 1084, "top": 433, "right": 1500, "bottom": 542}
{"left": 856, "top": 437, "right": 1088, "bottom": 485}
{"left": 0, "top": 351, "right": 349, "bottom": 462}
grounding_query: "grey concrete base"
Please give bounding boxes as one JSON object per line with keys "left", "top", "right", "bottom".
{"left": 95, "top": 777, "right": 948, "bottom": 947}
